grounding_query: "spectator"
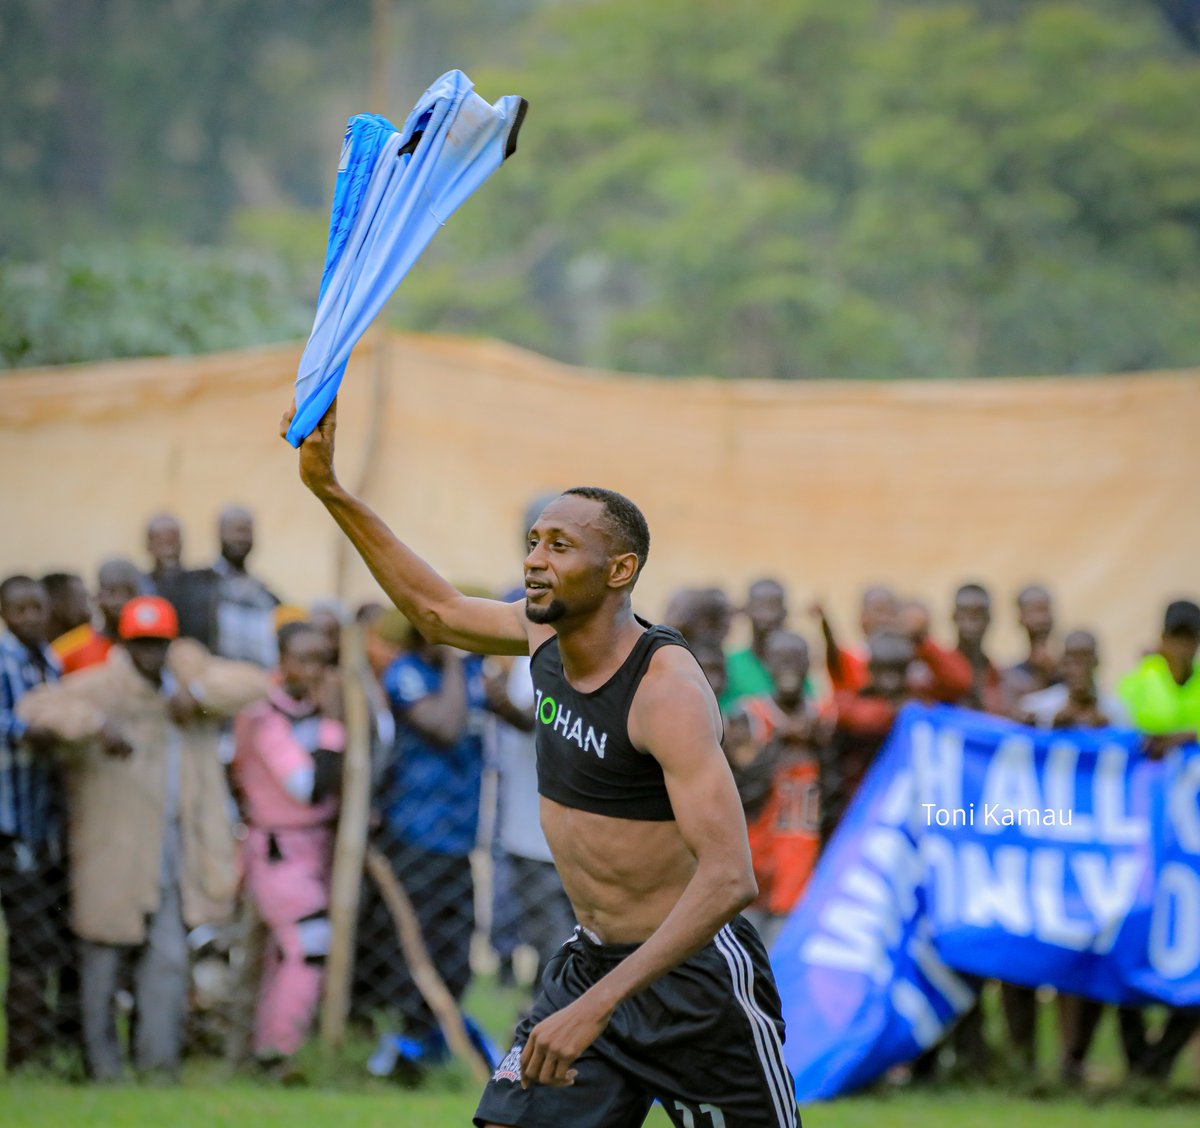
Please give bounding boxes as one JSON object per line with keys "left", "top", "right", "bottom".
{"left": 1119, "top": 598, "right": 1200, "bottom": 741}
{"left": 896, "top": 597, "right": 973, "bottom": 704}
{"left": 722, "top": 578, "right": 788, "bottom": 709}
{"left": 0, "top": 574, "right": 66, "bottom": 1069}
{"left": 1115, "top": 598, "right": 1200, "bottom": 1081}
{"left": 309, "top": 600, "right": 347, "bottom": 668}
{"left": 1016, "top": 629, "right": 1125, "bottom": 1084}
{"left": 43, "top": 571, "right": 92, "bottom": 644}
{"left": 372, "top": 624, "right": 487, "bottom": 1065}
{"left": 740, "top": 632, "right": 826, "bottom": 944}
{"left": 663, "top": 586, "right": 733, "bottom": 652}
{"left": 487, "top": 653, "right": 575, "bottom": 987}
{"left": 813, "top": 585, "right": 899, "bottom": 694}
{"left": 952, "top": 582, "right": 1013, "bottom": 715}
{"left": 55, "top": 558, "right": 141, "bottom": 675}
{"left": 1006, "top": 584, "right": 1060, "bottom": 700}
{"left": 211, "top": 505, "right": 281, "bottom": 668}
{"left": 1021, "top": 630, "right": 1127, "bottom": 730}
{"left": 18, "top": 595, "right": 270, "bottom": 1081}
{"left": 232, "top": 621, "right": 344, "bottom": 1063}
{"left": 142, "top": 513, "right": 184, "bottom": 593}
{"left": 826, "top": 630, "right": 913, "bottom": 842}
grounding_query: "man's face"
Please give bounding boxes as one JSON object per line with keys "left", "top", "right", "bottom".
{"left": 1018, "top": 592, "right": 1054, "bottom": 640}
{"left": 1162, "top": 631, "right": 1200, "bottom": 673}
{"left": 1, "top": 583, "right": 49, "bottom": 649}
{"left": 868, "top": 634, "right": 915, "bottom": 701}
{"left": 54, "top": 577, "right": 92, "bottom": 633}
{"left": 280, "top": 630, "right": 329, "bottom": 700}
{"left": 97, "top": 576, "right": 140, "bottom": 631}
{"left": 861, "top": 589, "right": 899, "bottom": 637}
{"left": 1061, "top": 637, "right": 1098, "bottom": 697}
{"left": 220, "top": 514, "right": 254, "bottom": 568}
{"left": 147, "top": 520, "right": 182, "bottom": 571}
{"left": 524, "top": 496, "right": 624, "bottom": 626}
{"left": 125, "top": 637, "right": 171, "bottom": 683}
{"left": 954, "top": 591, "right": 991, "bottom": 647}
{"left": 746, "top": 583, "right": 786, "bottom": 639}
{"left": 765, "top": 635, "right": 809, "bottom": 698}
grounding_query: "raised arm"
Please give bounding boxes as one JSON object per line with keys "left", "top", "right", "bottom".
{"left": 519, "top": 647, "right": 756, "bottom": 1087}
{"left": 282, "top": 399, "right": 531, "bottom": 656}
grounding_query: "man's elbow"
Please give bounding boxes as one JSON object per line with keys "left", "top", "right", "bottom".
{"left": 716, "top": 862, "right": 758, "bottom": 915}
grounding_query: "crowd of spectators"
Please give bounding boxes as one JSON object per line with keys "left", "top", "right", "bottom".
{"left": 1, "top": 502, "right": 1197, "bottom": 1091}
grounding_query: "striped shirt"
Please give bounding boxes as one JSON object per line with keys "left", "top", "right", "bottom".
{"left": 0, "top": 630, "right": 61, "bottom": 846}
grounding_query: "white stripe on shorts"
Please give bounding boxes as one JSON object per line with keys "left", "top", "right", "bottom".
{"left": 714, "top": 925, "right": 797, "bottom": 1128}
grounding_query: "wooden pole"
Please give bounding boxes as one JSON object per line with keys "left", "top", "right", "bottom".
{"left": 365, "top": 847, "right": 491, "bottom": 1082}
{"left": 320, "top": 622, "right": 372, "bottom": 1047}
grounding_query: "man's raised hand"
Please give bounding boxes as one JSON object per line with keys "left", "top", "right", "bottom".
{"left": 280, "top": 397, "right": 340, "bottom": 498}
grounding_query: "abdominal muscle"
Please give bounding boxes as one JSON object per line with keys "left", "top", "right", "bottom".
{"left": 540, "top": 795, "right": 697, "bottom": 944}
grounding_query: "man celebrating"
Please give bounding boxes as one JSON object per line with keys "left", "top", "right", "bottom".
{"left": 284, "top": 400, "right": 797, "bottom": 1128}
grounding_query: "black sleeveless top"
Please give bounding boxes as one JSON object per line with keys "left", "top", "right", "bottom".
{"left": 530, "top": 617, "right": 690, "bottom": 822}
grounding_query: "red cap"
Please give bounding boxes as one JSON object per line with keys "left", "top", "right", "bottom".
{"left": 118, "top": 596, "right": 179, "bottom": 641}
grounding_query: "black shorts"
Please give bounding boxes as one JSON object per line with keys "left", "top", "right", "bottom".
{"left": 474, "top": 914, "right": 799, "bottom": 1128}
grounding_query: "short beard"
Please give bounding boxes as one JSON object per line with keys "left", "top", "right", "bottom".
{"left": 526, "top": 597, "right": 568, "bottom": 625}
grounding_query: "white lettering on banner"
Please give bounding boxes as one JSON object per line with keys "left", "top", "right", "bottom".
{"left": 919, "top": 834, "right": 959, "bottom": 927}
{"left": 911, "top": 721, "right": 962, "bottom": 816}
{"left": 1168, "top": 757, "right": 1200, "bottom": 854}
{"left": 1094, "top": 747, "right": 1149, "bottom": 844}
{"left": 1149, "top": 863, "right": 1200, "bottom": 979}
{"left": 801, "top": 770, "right": 974, "bottom": 1039}
{"left": 861, "top": 827, "right": 920, "bottom": 918}
{"left": 960, "top": 844, "right": 1032, "bottom": 935}
{"left": 922, "top": 836, "right": 1143, "bottom": 953}
{"left": 1031, "top": 850, "right": 1092, "bottom": 950}
{"left": 1043, "top": 742, "right": 1092, "bottom": 841}
{"left": 1074, "top": 853, "right": 1143, "bottom": 954}
{"left": 979, "top": 737, "right": 1042, "bottom": 832}
{"left": 891, "top": 980, "right": 942, "bottom": 1047}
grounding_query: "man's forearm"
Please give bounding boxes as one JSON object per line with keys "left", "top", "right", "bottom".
{"left": 318, "top": 484, "right": 460, "bottom": 641}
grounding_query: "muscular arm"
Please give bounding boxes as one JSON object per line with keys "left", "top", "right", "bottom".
{"left": 520, "top": 647, "right": 756, "bottom": 1087}
{"left": 283, "top": 398, "right": 533, "bottom": 656}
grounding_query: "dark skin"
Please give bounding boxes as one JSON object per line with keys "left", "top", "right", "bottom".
{"left": 744, "top": 579, "right": 786, "bottom": 660}
{"left": 218, "top": 507, "right": 255, "bottom": 571}
{"left": 954, "top": 589, "right": 992, "bottom": 662}
{"left": 145, "top": 515, "right": 183, "bottom": 575}
{"left": 1051, "top": 631, "right": 1107, "bottom": 729}
{"left": 2, "top": 581, "right": 59, "bottom": 748}
{"left": 283, "top": 398, "right": 755, "bottom": 1095}
{"left": 96, "top": 560, "right": 141, "bottom": 639}
{"left": 46, "top": 575, "right": 91, "bottom": 639}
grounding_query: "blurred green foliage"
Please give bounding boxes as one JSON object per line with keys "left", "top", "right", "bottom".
{"left": 1, "top": 0, "right": 1198, "bottom": 377}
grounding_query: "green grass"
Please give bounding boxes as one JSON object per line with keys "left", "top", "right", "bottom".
{"left": 3, "top": 938, "right": 1198, "bottom": 1126}
{"left": 2, "top": 1079, "right": 1199, "bottom": 1128}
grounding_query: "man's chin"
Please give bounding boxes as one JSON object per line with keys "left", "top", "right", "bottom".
{"left": 525, "top": 597, "right": 567, "bottom": 625}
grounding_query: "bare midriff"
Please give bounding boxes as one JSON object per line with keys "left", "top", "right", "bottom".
{"left": 540, "top": 795, "right": 697, "bottom": 945}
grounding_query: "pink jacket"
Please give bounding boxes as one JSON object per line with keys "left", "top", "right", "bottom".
{"left": 233, "top": 686, "right": 343, "bottom": 830}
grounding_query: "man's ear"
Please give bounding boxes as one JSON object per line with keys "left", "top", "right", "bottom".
{"left": 608, "top": 552, "right": 639, "bottom": 591}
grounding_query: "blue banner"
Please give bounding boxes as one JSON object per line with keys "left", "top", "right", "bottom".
{"left": 772, "top": 704, "right": 1200, "bottom": 1101}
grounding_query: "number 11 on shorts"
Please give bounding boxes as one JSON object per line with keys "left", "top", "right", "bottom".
{"left": 672, "top": 1100, "right": 726, "bottom": 1127}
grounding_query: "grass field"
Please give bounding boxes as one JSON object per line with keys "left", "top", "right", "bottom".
{"left": 3, "top": 939, "right": 1198, "bottom": 1126}
{"left": 3, "top": 1080, "right": 1199, "bottom": 1128}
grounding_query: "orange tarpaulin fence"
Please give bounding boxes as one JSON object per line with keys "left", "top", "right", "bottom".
{"left": 1, "top": 332, "right": 1196, "bottom": 677}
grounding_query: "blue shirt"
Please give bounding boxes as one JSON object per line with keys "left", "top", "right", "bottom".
{"left": 0, "top": 631, "right": 61, "bottom": 847}
{"left": 381, "top": 652, "right": 486, "bottom": 856}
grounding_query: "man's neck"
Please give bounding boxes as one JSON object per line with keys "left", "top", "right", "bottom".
{"left": 959, "top": 640, "right": 988, "bottom": 668}
{"left": 219, "top": 554, "right": 247, "bottom": 575}
{"left": 555, "top": 604, "right": 642, "bottom": 690}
